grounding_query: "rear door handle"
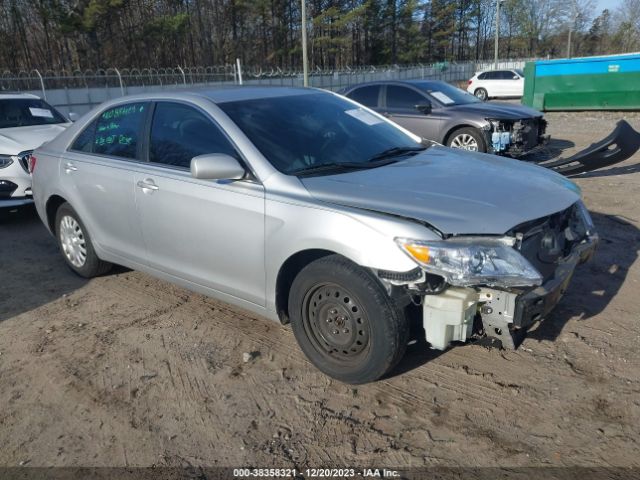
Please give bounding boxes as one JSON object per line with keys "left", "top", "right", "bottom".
{"left": 64, "top": 162, "right": 77, "bottom": 173}
{"left": 137, "top": 179, "right": 159, "bottom": 192}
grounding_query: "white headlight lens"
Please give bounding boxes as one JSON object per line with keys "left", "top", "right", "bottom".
{"left": 576, "top": 200, "right": 595, "bottom": 234}
{"left": 396, "top": 237, "right": 543, "bottom": 288}
{"left": 0, "top": 155, "right": 14, "bottom": 169}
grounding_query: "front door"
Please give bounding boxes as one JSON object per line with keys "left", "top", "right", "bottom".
{"left": 134, "top": 101, "right": 266, "bottom": 306}
{"left": 382, "top": 85, "right": 443, "bottom": 141}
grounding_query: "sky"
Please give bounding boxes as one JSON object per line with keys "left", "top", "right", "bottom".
{"left": 596, "top": 0, "right": 622, "bottom": 13}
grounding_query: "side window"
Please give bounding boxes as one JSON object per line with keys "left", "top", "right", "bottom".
{"left": 93, "top": 103, "right": 148, "bottom": 159}
{"left": 386, "top": 86, "right": 426, "bottom": 110}
{"left": 149, "top": 102, "right": 237, "bottom": 169}
{"left": 498, "top": 70, "right": 514, "bottom": 79}
{"left": 478, "top": 72, "right": 487, "bottom": 80}
{"left": 483, "top": 71, "right": 498, "bottom": 80}
{"left": 70, "top": 120, "right": 97, "bottom": 153}
{"left": 348, "top": 86, "right": 380, "bottom": 108}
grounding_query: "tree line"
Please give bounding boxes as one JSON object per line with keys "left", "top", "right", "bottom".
{"left": 1, "top": 0, "right": 639, "bottom": 72}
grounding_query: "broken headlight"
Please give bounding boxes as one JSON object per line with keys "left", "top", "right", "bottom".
{"left": 395, "top": 236, "right": 543, "bottom": 288}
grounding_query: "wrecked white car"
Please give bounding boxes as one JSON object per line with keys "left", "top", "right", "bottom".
{"left": 32, "top": 87, "right": 598, "bottom": 384}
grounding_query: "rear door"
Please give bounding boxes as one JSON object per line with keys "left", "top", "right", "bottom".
{"left": 383, "top": 84, "right": 443, "bottom": 140}
{"left": 61, "top": 102, "right": 149, "bottom": 263}
{"left": 345, "top": 85, "right": 382, "bottom": 112}
{"left": 133, "top": 101, "right": 266, "bottom": 306}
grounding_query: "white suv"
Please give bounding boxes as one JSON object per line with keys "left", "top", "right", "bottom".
{"left": 466, "top": 69, "right": 525, "bottom": 101}
{"left": 0, "top": 93, "right": 71, "bottom": 209}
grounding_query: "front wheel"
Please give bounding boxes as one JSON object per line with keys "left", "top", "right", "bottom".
{"left": 288, "top": 255, "right": 409, "bottom": 384}
{"left": 55, "top": 202, "right": 112, "bottom": 278}
{"left": 446, "top": 127, "right": 487, "bottom": 153}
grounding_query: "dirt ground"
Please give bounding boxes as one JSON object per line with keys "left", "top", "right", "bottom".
{"left": 1, "top": 111, "right": 640, "bottom": 471}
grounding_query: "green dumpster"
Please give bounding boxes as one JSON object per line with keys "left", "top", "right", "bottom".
{"left": 522, "top": 53, "right": 640, "bottom": 111}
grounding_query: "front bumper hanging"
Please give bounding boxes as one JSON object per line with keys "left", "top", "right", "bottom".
{"left": 535, "top": 120, "right": 640, "bottom": 176}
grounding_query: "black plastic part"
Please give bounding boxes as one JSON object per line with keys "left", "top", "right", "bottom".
{"left": 378, "top": 267, "right": 423, "bottom": 282}
{"left": 0, "top": 180, "right": 18, "bottom": 199}
{"left": 538, "top": 120, "right": 640, "bottom": 176}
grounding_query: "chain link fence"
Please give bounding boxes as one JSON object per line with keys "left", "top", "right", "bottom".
{"left": 0, "top": 60, "right": 532, "bottom": 116}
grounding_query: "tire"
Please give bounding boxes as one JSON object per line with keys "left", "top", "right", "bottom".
{"left": 446, "top": 127, "right": 487, "bottom": 153}
{"left": 288, "top": 255, "right": 409, "bottom": 384}
{"left": 55, "top": 202, "right": 112, "bottom": 278}
{"left": 474, "top": 87, "right": 488, "bottom": 101}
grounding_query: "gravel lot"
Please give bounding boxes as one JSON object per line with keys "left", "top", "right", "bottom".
{"left": 1, "top": 111, "right": 639, "bottom": 470}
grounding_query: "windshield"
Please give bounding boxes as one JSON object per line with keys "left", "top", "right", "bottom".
{"left": 515, "top": 69, "right": 524, "bottom": 77}
{"left": 0, "top": 98, "right": 67, "bottom": 129}
{"left": 413, "top": 81, "right": 481, "bottom": 106}
{"left": 219, "top": 93, "right": 422, "bottom": 175}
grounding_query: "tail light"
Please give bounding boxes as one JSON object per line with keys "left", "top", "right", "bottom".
{"left": 27, "top": 155, "right": 37, "bottom": 173}
{"left": 468, "top": 79, "right": 473, "bottom": 85}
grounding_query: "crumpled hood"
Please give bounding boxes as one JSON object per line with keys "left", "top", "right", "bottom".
{"left": 0, "top": 123, "right": 70, "bottom": 154}
{"left": 300, "top": 146, "right": 580, "bottom": 235}
{"left": 447, "top": 101, "right": 542, "bottom": 120}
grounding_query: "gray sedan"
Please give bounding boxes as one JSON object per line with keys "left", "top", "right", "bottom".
{"left": 32, "top": 87, "right": 597, "bottom": 384}
{"left": 341, "top": 80, "right": 548, "bottom": 156}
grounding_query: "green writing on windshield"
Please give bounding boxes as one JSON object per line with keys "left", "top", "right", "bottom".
{"left": 101, "top": 105, "right": 140, "bottom": 120}
{"left": 95, "top": 134, "right": 133, "bottom": 146}
{"left": 97, "top": 122, "right": 120, "bottom": 132}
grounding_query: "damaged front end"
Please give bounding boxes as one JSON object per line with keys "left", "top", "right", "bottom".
{"left": 487, "top": 118, "right": 640, "bottom": 177}
{"left": 378, "top": 201, "right": 598, "bottom": 351}
{"left": 484, "top": 117, "right": 549, "bottom": 157}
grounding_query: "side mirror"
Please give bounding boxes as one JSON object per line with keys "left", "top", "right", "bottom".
{"left": 513, "top": 75, "right": 520, "bottom": 80}
{"left": 68, "top": 112, "right": 79, "bottom": 122}
{"left": 415, "top": 103, "right": 432, "bottom": 114}
{"left": 190, "top": 154, "right": 245, "bottom": 180}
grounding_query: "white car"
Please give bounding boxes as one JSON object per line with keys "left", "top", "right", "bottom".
{"left": 466, "top": 69, "right": 525, "bottom": 101}
{"left": 0, "top": 93, "right": 72, "bottom": 209}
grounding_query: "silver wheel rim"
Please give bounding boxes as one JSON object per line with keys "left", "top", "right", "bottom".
{"left": 60, "top": 215, "right": 87, "bottom": 268}
{"left": 450, "top": 133, "right": 479, "bottom": 151}
{"left": 475, "top": 90, "right": 487, "bottom": 100}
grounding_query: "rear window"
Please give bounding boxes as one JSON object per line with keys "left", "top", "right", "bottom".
{"left": 0, "top": 98, "right": 67, "bottom": 128}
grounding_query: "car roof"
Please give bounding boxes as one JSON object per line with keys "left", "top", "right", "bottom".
{"left": 87, "top": 86, "right": 322, "bottom": 107}
{"left": 0, "top": 92, "right": 41, "bottom": 100}
{"left": 476, "top": 69, "right": 519, "bottom": 73}
{"left": 344, "top": 79, "right": 448, "bottom": 90}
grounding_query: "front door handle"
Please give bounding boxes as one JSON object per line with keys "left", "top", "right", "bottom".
{"left": 64, "top": 162, "right": 78, "bottom": 173}
{"left": 137, "top": 179, "right": 159, "bottom": 192}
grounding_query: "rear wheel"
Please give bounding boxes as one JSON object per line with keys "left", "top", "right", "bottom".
{"left": 447, "top": 127, "right": 487, "bottom": 153}
{"left": 474, "top": 87, "right": 488, "bottom": 101}
{"left": 288, "top": 255, "right": 409, "bottom": 384}
{"left": 55, "top": 202, "right": 112, "bottom": 278}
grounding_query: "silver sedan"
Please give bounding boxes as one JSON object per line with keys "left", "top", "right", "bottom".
{"left": 32, "top": 87, "right": 598, "bottom": 384}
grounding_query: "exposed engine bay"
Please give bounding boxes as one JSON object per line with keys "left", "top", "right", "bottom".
{"left": 377, "top": 201, "right": 599, "bottom": 351}
{"left": 485, "top": 117, "right": 549, "bottom": 157}
{"left": 486, "top": 119, "right": 640, "bottom": 177}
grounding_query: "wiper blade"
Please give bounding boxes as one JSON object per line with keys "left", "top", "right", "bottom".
{"left": 367, "top": 146, "right": 427, "bottom": 163}
{"left": 291, "top": 162, "right": 373, "bottom": 177}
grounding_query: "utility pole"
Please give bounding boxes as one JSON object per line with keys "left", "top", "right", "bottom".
{"left": 567, "top": 12, "right": 578, "bottom": 58}
{"left": 494, "top": 0, "right": 503, "bottom": 70}
{"left": 301, "top": 0, "right": 309, "bottom": 87}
